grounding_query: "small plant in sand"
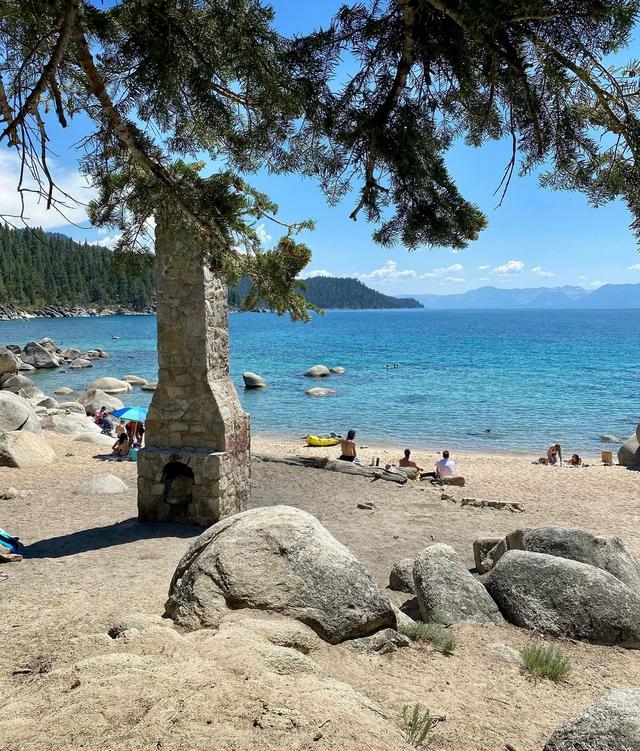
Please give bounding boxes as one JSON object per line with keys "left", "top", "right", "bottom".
{"left": 398, "top": 621, "right": 457, "bottom": 655}
{"left": 521, "top": 642, "right": 571, "bottom": 682}
{"left": 401, "top": 703, "right": 443, "bottom": 747}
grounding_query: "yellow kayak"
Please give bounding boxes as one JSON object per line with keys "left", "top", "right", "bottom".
{"left": 305, "top": 433, "right": 342, "bottom": 447}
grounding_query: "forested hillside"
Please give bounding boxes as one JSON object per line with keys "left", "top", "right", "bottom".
{"left": 0, "top": 226, "right": 155, "bottom": 308}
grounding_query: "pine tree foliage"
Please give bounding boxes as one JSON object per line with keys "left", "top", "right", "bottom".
{"left": 0, "top": 225, "right": 154, "bottom": 308}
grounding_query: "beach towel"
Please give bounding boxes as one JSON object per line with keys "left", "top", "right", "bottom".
{"left": 0, "top": 528, "right": 24, "bottom": 554}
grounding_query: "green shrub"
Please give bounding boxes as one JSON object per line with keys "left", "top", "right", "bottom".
{"left": 398, "top": 621, "right": 456, "bottom": 655}
{"left": 521, "top": 643, "right": 571, "bottom": 682}
{"left": 401, "top": 703, "right": 442, "bottom": 747}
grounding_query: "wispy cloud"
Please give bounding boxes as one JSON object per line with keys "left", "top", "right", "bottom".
{"left": 477, "top": 264, "right": 490, "bottom": 270}
{"left": 441, "top": 276, "right": 466, "bottom": 283}
{"left": 532, "top": 265, "right": 555, "bottom": 278}
{"left": 493, "top": 259, "right": 525, "bottom": 275}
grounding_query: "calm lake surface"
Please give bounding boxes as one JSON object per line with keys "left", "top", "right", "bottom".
{"left": 1, "top": 309, "right": 638, "bottom": 453}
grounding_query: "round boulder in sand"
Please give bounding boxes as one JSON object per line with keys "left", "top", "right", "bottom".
{"left": 304, "top": 364, "right": 330, "bottom": 378}
{"left": 413, "top": 543, "right": 504, "bottom": 625}
{"left": 165, "top": 505, "right": 396, "bottom": 643}
{"left": 242, "top": 372, "right": 267, "bottom": 389}
{"left": 486, "top": 550, "right": 640, "bottom": 647}
{"left": 121, "top": 374, "right": 147, "bottom": 385}
{"left": 544, "top": 689, "right": 640, "bottom": 751}
{"left": 0, "top": 391, "right": 41, "bottom": 433}
{"left": 41, "top": 412, "right": 102, "bottom": 435}
{"left": 508, "top": 526, "right": 640, "bottom": 591}
{"left": 305, "top": 387, "right": 336, "bottom": 397}
{"left": 77, "top": 474, "right": 129, "bottom": 495}
{"left": 389, "top": 558, "right": 415, "bottom": 594}
{"left": 0, "top": 347, "right": 18, "bottom": 376}
{"left": 69, "top": 358, "right": 93, "bottom": 369}
{"left": 78, "top": 388, "right": 124, "bottom": 416}
{"left": 0, "top": 431, "right": 56, "bottom": 468}
{"left": 21, "top": 341, "right": 59, "bottom": 369}
{"left": 87, "top": 377, "right": 133, "bottom": 394}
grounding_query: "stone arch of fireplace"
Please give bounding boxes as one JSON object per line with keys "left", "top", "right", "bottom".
{"left": 162, "top": 461, "right": 195, "bottom": 509}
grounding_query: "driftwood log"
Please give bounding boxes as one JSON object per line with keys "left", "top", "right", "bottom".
{"left": 254, "top": 454, "right": 408, "bottom": 483}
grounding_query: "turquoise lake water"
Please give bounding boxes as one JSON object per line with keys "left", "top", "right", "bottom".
{"left": 0, "top": 309, "right": 638, "bottom": 453}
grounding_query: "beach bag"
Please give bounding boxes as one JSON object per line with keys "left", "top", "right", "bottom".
{"left": 129, "top": 447, "right": 139, "bottom": 462}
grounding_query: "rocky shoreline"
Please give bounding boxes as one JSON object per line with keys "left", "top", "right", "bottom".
{"left": 0, "top": 303, "right": 156, "bottom": 321}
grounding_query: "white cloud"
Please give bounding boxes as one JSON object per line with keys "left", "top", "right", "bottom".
{"left": 532, "top": 265, "right": 555, "bottom": 278}
{"left": 302, "top": 269, "right": 332, "bottom": 279}
{"left": 256, "top": 223, "right": 272, "bottom": 245}
{"left": 493, "top": 259, "right": 525, "bottom": 275}
{"left": 628, "top": 263, "right": 640, "bottom": 271}
{"left": 0, "top": 152, "right": 94, "bottom": 230}
{"left": 585, "top": 280, "right": 604, "bottom": 289}
{"left": 419, "top": 263, "right": 463, "bottom": 279}
{"left": 356, "top": 260, "right": 417, "bottom": 281}
{"left": 477, "top": 264, "right": 490, "bottom": 270}
{"left": 440, "top": 276, "right": 466, "bottom": 283}
{"left": 87, "top": 233, "right": 122, "bottom": 249}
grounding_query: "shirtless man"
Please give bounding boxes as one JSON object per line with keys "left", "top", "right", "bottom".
{"left": 339, "top": 430, "right": 357, "bottom": 462}
{"left": 399, "top": 449, "right": 422, "bottom": 472}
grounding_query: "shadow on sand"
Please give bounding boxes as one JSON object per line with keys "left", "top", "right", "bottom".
{"left": 26, "top": 518, "right": 201, "bottom": 559}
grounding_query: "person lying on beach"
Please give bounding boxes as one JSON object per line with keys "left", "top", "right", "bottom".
{"left": 111, "top": 433, "right": 130, "bottom": 460}
{"left": 567, "top": 453, "right": 582, "bottom": 466}
{"left": 421, "top": 450, "right": 455, "bottom": 479}
{"left": 547, "top": 443, "right": 563, "bottom": 465}
{"left": 399, "top": 449, "right": 422, "bottom": 472}
{"left": 339, "top": 430, "right": 357, "bottom": 462}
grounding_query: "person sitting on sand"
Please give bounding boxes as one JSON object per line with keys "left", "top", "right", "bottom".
{"left": 567, "top": 453, "right": 582, "bottom": 466}
{"left": 339, "top": 430, "right": 357, "bottom": 462}
{"left": 94, "top": 405, "right": 114, "bottom": 436}
{"left": 399, "top": 449, "right": 422, "bottom": 472}
{"left": 547, "top": 443, "right": 563, "bottom": 465}
{"left": 436, "top": 450, "right": 455, "bottom": 478}
{"left": 111, "top": 433, "right": 130, "bottom": 460}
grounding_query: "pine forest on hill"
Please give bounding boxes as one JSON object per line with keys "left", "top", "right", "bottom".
{"left": 0, "top": 226, "right": 421, "bottom": 312}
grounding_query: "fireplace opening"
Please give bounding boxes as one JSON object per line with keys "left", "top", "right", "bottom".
{"left": 162, "top": 462, "right": 194, "bottom": 511}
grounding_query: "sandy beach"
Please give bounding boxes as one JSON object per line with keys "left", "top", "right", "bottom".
{"left": 1, "top": 431, "right": 639, "bottom": 751}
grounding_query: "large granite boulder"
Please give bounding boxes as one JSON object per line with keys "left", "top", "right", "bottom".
{"left": 389, "top": 558, "right": 415, "bottom": 594}
{"left": 60, "top": 348, "right": 81, "bottom": 360}
{"left": 77, "top": 388, "right": 124, "bottom": 416}
{"left": 509, "top": 526, "right": 640, "bottom": 590}
{"left": 41, "top": 412, "right": 102, "bottom": 435}
{"left": 413, "top": 543, "right": 504, "bottom": 625}
{"left": 54, "top": 386, "right": 75, "bottom": 396}
{"left": 486, "top": 550, "right": 640, "bottom": 647}
{"left": 242, "top": 372, "right": 267, "bottom": 389}
{"left": 1, "top": 374, "right": 43, "bottom": 399}
{"left": 72, "top": 432, "right": 117, "bottom": 447}
{"left": 21, "top": 341, "right": 59, "bottom": 369}
{"left": 121, "top": 374, "right": 147, "bottom": 385}
{"left": 544, "top": 689, "right": 640, "bottom": 750}
{"left": 306, "top": 387, "right": 336, "bottom": 397}
{"left": 0, "top": 391, "right": 41, "bottom": 433}
{"left": 0, "top": 431, "right": 56, "bottom": 468}
{"left": 618, "top": 433, "right": 640, "bottom": 467}
{"left": 141, "top": 382, "right": 157, "bottom": 391}
{"left": 165, "top": 505, "right": 396, "bottom": 643}
{"left": 0, "top": 347, "right": 18, "bottom": 376}
{"left": 87, "top": 377, "right": 133, "bottom": 394}
{"left": 304, "top": 364, "right": 331, "bottom": 378}
{"left": 54, "top": 401, "right": 87, "bottom": 415}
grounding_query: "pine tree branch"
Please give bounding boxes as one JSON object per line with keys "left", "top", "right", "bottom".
{"left": 0, "top": 0, "right": 79, "bottom": 144}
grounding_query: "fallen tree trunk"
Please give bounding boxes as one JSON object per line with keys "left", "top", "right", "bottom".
{"left": 254, "top": 454, "right": 407, "bottom": 483}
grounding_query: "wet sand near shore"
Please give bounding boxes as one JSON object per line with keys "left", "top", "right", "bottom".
{"left": 0, "top": 432, "right": 639, "bottom": 751}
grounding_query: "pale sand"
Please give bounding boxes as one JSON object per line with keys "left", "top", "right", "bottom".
{"left": 0, "top": 431, "right": 639, "bottom": 751}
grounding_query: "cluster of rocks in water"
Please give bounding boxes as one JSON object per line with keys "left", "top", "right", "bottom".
{"left": 242, "top": 363, "right": 346, "bottom": 398}
{"left": 0, "top": 337, "right": 157, "bottom": 467}
{"left": 0, "top": 303, "right": 155, "bottom": 321}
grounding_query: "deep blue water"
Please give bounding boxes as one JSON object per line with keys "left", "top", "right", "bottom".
{"left": 1, "top": 309, "right": 638, "bottom": 453}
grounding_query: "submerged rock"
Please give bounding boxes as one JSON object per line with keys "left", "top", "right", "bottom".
{"left": 242, "top": 372, "right": 267, "bottom": 388}
{"left": 87, "top": 377, "right": 133, "bottom": 394}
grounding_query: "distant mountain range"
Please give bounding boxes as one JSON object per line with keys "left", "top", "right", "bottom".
{"left": 399, "top": 283, "right": 640, "bottom": 309}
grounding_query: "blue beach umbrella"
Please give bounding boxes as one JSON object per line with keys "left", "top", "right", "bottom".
{"left": 112, "top": 406, "right": 149, "bottom": 422}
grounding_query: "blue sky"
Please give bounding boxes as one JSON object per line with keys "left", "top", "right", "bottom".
{"left": 2, "top": 0, "right": 640, "bottom": 295}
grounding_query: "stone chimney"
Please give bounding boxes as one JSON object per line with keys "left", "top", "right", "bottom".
{"left": 137, "top": 207, "right": 250, "bottom": 526}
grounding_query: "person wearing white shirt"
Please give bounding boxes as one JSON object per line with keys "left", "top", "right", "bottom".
{"left": 435, "top": 451, "right": 455, "bottom": 477}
